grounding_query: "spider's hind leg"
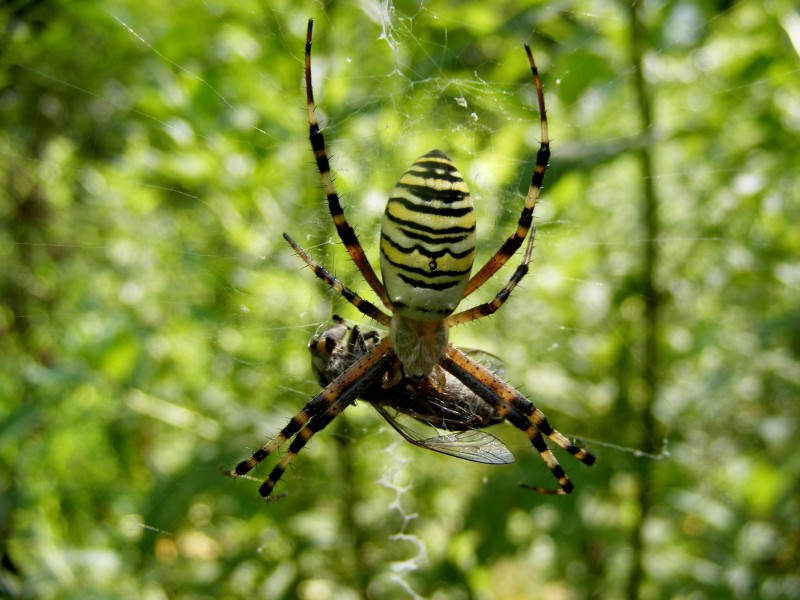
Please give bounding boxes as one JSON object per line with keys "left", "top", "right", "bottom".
{"left": 462, "top": 43, "right": 550, "bottom": 299}
{"left": 304, "top": 18, "right": 392, "bottom": 310}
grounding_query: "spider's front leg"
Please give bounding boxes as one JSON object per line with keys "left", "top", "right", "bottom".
{"left": 224, "top": 337, "right": 394, "bottom": 499}
{"left": 441, "top": 346, "right": 595, "bottom": 494}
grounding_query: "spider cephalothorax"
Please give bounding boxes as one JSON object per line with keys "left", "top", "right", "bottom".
{"left": 225, "top": 18, "right": 595, "bottom": 498}
{"left": 308, "top": 317, "right": 512, "bottom": 463}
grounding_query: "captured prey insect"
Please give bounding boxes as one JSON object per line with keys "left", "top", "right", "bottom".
{"left": 223, "top": 18, "right": 595, "bottom": 498}
{"left": 309, "top": 316, "right": 513, "bottom": 464}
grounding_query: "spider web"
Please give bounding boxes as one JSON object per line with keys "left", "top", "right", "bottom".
{"left": 3, "top": 0, "right": 799, "bottom": 598}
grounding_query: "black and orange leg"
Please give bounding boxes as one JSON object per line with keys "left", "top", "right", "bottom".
{"left": 257, "top": 392, "right": 351, "bottom": 498}
{"left": 463, "top": 44, "right": 550, "bottom": 299}
{"left": 304, "top": 19, "right": 392, "bottom": 310}
{"left": 501, "top": 404, "right": 576, "bottom": 494}
{"left": 225, "top": 338, "right": 394, "bottom": 498}
{"left": 284, "top": 233, "right": 392, "bottom": 327}
{"left": 448, "top": 225, "right": 537, "bottom": 327}
{"left": 441, "top": 346, "right": 595, "bottom": 494}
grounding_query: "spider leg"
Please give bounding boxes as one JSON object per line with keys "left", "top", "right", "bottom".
{"left": 441, "top": 345, "right": 594, "bottom": 494}
{"left": 462, "top": 44, "right": 549, "bottom": 299}
{"left": 447, "top": 225, "right": 537, "bottom": 327}
{"left": 284, "top": 233, "right": 392, "bottom": 327}
{"left": 226, "top": 337, "right": 394, "bottom": 498}
{"left": 305, "top": 19, "right": 393, "bottom": 310}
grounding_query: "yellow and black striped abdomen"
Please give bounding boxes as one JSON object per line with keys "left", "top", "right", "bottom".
{"left": 380, "top": 150, "right": 475, "bottom": 321}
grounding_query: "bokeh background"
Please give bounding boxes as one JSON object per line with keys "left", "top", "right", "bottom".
{"left": 2, "top": 0, "right": 799, "bottom": 598}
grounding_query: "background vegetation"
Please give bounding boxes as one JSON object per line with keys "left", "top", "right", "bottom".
{"left": 2, "top": 0, "right": 799, "bottom": 598}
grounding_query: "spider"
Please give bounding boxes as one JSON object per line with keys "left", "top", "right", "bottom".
{"left": 309, "top": 316, "right": 513, "bottom": 464}
{"left": 224, "top": 18, "right": 595, "bottom": 498}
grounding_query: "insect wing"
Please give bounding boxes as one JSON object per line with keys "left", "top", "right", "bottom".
{"left": 418, "top": 429, "right": 515, "bottom": 465}
{"left": 373, "top": 404, "right": 514, "bottom": 465}
{"left": 462, "top": 349, "right": 506, "bottom": 378}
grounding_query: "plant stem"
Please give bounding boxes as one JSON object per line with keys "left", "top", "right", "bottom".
{"left": 626, "top": 1, "right": 661, "bottom": 598}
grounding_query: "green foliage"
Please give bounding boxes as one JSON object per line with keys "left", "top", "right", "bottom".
{"left": 2, "top": 0, "right": 799, "bottom": 598}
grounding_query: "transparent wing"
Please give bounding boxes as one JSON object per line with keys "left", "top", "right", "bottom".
{"left": 372, "top": 404, "right": 514, "bottom": 465}
{"left": 462, "top": 349, "right": 506, "bottom": 378}
{"left": 417, "top": 429, "right": 515, "bottom": 465}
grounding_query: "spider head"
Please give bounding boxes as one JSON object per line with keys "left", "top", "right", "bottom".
{"left": 390, "top": 314, "right": 448, "bottom": 380}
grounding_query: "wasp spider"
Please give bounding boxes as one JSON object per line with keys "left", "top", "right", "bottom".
{"left": 310, "top": 316, "right": 513, "bottom": 463}
{"left": 224, "top": 18, "right": 595, "bottom": 498}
